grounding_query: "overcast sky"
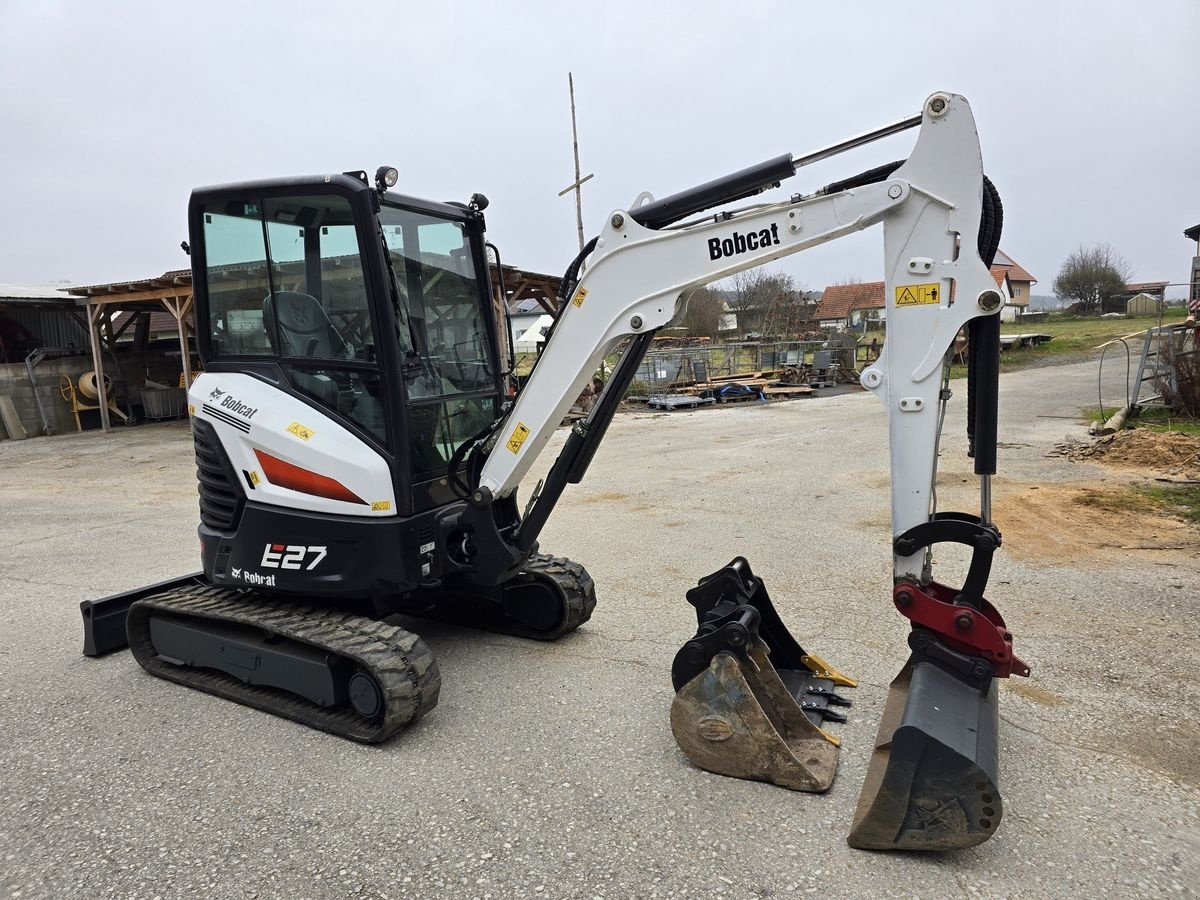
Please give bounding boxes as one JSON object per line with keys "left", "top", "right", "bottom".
{"left": 2, "top": 1, "right": 1197, "bottom": 297}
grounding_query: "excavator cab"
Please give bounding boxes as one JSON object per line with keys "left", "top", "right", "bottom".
{"left": 191, "top": 172, "right": 504, "bottom": 520}
{"left": 176, "top": 173, "right": 559, "bottom": 608}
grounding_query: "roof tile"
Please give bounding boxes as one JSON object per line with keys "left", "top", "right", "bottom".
{"left": 817, "top": 281, "right": 884, "bottom": 320}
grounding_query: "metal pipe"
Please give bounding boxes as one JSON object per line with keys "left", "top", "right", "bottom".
{"left": 791, "top": 114, "right": 922, "bottom": 172}
{"left": 980, "top": 474, "right": 992, "bottom": 526}
{"left": 23, "top": 349, "right": 52, "bottom": 436}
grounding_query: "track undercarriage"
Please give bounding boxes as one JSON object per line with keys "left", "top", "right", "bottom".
{"left": 82, "top": 553, "right": 596, "bottom": 743}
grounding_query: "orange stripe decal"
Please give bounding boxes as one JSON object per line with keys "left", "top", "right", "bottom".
{"left": 254, "top": 449, "right": 367, "bottom": 505}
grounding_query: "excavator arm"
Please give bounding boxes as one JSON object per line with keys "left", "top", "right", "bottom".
{"left": 479, "top": 91, "right": 998, "bottom": 554}
{"left": 470, "top": 91, "right": 1027, "bottom": 852}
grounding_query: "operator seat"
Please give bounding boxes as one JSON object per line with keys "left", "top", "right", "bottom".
{"left": 263, "top": 291, "right": 352, "bottom": 360}
{"left": 263, "top": 291, "right": 351, "bottom": 410}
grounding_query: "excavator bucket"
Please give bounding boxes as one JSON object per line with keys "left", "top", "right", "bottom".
{"left": 847, "top": 655, "right": 1001, "bottom": 850}
{"left": 670, "top": 558, "right": 855, "bottom": 793}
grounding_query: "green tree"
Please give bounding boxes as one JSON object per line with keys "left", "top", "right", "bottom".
{"left": 1053, "top": 243, "right": 1132, "bottom": 315}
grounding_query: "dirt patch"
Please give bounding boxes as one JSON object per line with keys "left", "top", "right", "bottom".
{"left": 578, "top": 491, "right": 631, "bottom": 504}
{"left": 1003, "top": 680, "right": 1066, "bottom": 707}
{"left": 993, "top": 482, "right": 1200, "bottom": 564}
{"left": 1049, "top": 429, "right": 1200, "bottom": 476}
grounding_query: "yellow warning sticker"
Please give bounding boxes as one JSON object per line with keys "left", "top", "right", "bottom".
{"left": 371, "top": 500, "right": 392, "bottom": 512}
{"left": 187, "top": 403, "right": 196, "bottom": 416}
{"left": 506, "top": 422, "right": 531, "bottom": 454}
{"left": 895, "top": 283, "right": 941, "bottom": 307}
{"left": 249, "top": 470, "right": 261, "bottom": 487}
{"left": 287, "top": 421, "right": 315, "bottom": 440}
{"left": 572, "top": 287, "right": 588, "bottom": 308}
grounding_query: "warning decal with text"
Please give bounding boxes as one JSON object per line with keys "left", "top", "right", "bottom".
{"left": 506, "top": 422, "right": 531, "bottom": 454}
{"left": 895, "top": 283, "right": 941, "bottom": 307}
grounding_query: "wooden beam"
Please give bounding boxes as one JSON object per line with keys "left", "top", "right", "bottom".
{"left": 507, "top": 281, "right": 530, "bottom": 305}
{"left": 85, "top": 301, "right": 112, "bottom": 432}
{"left": 174, "top": 297, "right": 193, "bottom": 388}
{"left": 111, "top": 311, "right": 138, "bottom": 342}
{"left": 82, "top": 286, "right": 194, "bottom": 305}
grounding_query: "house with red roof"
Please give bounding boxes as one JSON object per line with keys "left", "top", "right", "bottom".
{"left": 990, "top": 250, "right": 1037, "bottom": 320}
{"left": 817, "top": 249, "right": 1038, "bottom": 328}
{"left": 815, "top": 281, "right": 885, "bottom": 330}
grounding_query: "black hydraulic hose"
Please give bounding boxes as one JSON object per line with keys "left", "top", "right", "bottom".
{"left": 819, "top": 159, "right": 904, "bottom": 196}
{"left": 447, "top": 419, "right": 502, "bottom": 499}
{"left": 558, "top": 236, "right": 600, "bottom": 306}
{"left": 526, "top": 235, "right": 600, "bottom": 380}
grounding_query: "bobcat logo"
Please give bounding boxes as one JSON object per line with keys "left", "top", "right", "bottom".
{"left": 209, "top": 387, "right": 225, "bottom": 400}
{"left": 231, "top": 567, "right": 242, "bottom": 578}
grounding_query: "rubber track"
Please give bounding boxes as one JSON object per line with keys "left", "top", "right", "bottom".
{"left": 420, "top": 553, "right": 597, "bottom": 641}
{"left": 126, "top": 583, "right": 440, "bottom": 743}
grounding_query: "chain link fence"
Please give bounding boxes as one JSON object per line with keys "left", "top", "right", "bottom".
{"left": 629, "top": 339, "right": 857, "bottom": 396}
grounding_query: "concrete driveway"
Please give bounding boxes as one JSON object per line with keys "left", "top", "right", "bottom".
{"left": 1, "top": 359, "right": 1196, "bottom": 898}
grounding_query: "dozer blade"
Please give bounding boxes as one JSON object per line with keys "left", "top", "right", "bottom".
{"left": 670, "top": 557, "right": 855, "bottom": 793}
{"left": 847, "top": 657, "right": 1001, "bottom": 851}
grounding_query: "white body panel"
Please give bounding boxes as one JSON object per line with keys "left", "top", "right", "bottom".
{"left": 188, "top": 372, "right": 396, "bottom": 517}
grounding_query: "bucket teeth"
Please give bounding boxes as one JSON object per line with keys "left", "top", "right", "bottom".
{"left": 847, "top": 655, "right": 1003, "bottom": 851}
{"left": 801, "top": 653, "right": 858, "bottom": 688}
{"left": 670, "top": 558, "right": 854, "bottom": 793}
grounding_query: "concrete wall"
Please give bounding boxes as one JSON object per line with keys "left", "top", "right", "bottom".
{"left": 0, "top": 344, "right": 192, "bottom": 440}
{"left": 0, "top": 353, "right": 94, "bottom": 437}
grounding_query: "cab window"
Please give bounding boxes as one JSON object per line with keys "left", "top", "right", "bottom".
{"left": 200, "top": 194, "right": 387, "bottom": 443}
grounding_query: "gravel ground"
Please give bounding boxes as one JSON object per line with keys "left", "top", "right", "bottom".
{"left": 1, "top": 359, "right": 1196, "bottom": 899}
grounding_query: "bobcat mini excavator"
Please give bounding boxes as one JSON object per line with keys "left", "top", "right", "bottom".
{"left": 81, "top": 91, "right": 1028, "bottom": 852}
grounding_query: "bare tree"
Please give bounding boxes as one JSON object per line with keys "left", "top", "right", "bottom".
{"left": 726, "top": 270, "right": 794, "bottom": 334}
{"left": 1052, "top": 243, "right": 1132, "bottom": 315}
{"left": 680, "top": 287, "right": 726, "bottom": 337}
{"left": 760, "top": 282, "right": 814, "bottom": 338}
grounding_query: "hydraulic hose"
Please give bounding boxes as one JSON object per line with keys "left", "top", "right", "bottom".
{"left": 525, "top": 236, "right": 600, "bottom": 381}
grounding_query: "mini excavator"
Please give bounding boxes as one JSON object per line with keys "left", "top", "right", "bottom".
{"left": 81, "top": 92, "right": 1028, "bottom": 851}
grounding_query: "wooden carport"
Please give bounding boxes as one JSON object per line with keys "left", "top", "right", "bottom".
{"left": 67, "top": 269, "right": 194, "bottom": 432}
{"left": 491, "top": 264, "right": 561, "bottom": 316}
{"left": 67, "top": 262, "right": 558, "bottom": 433}
{"left": 488, "top": 261, "right": 562, "bottom": 366}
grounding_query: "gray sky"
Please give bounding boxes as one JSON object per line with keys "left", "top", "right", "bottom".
{"left": 2, "top": 1, "right": 1197, "bottom": 296}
